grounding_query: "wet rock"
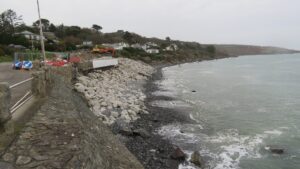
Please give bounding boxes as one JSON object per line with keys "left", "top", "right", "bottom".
{"left": 271, "top": 148, "right": 284, "bottom": 154}
{"left": 112, "top": 119, "right": 133, "bottom": 136}
{"left": 16, "top": 156, "right": 31, "bottom": 165}
{"left": 190, "top": 151, "right": 202, "bottom": 167}
{"left": 170, "top": 147, "right": 186, "bottom": 161}
{"left": 0, "top": 161, "right": 15, "bottom": 169}
{"left": 152, "top": 118, "right": 159, "bottom": 122}
{"left": 265, "top": 146, "right": 285, "bottom": 154}
{"left": 133, "top": 128, "right": 151, "bottom": 138}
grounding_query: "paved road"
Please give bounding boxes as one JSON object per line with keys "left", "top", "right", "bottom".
{"left": 0, "top": 62, "right": 31, "bottom": 107}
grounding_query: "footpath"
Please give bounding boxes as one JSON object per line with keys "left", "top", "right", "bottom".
{"left": 0, "top": 75, "right": 143, "bottom": 169}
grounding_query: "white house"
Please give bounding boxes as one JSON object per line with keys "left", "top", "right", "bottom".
{"left": 146, "top": 49, "right": 160, "bottom": 54}
{"left": 165, "top": 44, "right": 179, "bottom": 51}
{"left": 131, "top": 42, "right": 160, "bottom": 54}
{"left": 102, "top": 42, "right": 129, "bottom": 50}
{"left": 145, "top": 42, "right": 158, "bottom": 47}
{"left": 131, "top": 43, "right": 143, "bottom": 49}
{"left": 82, "top": 41, "right": 93, "bottom": 46}
{"left": 15, "top": 31, "right": 45, "bottom": 42}
{"left": 43, "top": 32, "right": 59, "bottom": 44}
{"left": 144, "top": 42, "right": 160, "bottom": 54}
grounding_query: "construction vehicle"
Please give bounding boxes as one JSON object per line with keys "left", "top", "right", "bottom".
{"left": 92, "top": 45, "right": 116, "bottom": 57}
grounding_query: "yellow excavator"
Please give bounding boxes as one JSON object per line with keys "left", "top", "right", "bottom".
{"left": 92, "top": 45, "right": 116, "bottom": 57}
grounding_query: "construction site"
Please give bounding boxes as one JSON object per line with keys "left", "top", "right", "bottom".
{"left": 0, "top": 48, "right": 152, "bottom": 169}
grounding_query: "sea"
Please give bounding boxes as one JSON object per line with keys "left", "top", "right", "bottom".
{"left": 154, "top": 54, "right": 300, "bottom": 169}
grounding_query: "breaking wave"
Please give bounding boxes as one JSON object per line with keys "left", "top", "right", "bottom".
{"left": 158, "top": 124, "right": 285, "bottom": 169}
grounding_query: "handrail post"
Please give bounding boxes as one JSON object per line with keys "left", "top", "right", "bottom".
{"left": 31, "top": 71, "right": 46, "bottom": 98}
{"left": 0, "top": 82, "right": 11, "bottom": 127}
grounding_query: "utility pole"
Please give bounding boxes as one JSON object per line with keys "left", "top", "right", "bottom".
{"left": 37, "top": 0, "right": 46, "bottom": 63}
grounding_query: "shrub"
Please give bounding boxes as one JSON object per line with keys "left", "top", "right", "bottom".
{"left": 0, "top": 55, "right": 13, "bottom": 62}
{"left": 0, "top": 48, "right": 5, "bottom": 56}
{"left": 206, "top": 45, "right": 216, "bottom": 54}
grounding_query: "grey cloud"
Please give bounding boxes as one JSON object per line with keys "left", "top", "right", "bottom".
{"left": 0, "top": 0, "right": 299, "bottom": 49}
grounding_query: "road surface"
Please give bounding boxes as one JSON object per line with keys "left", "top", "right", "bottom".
{"left": 0, "top": 62, "right": 31, "bottom": 107}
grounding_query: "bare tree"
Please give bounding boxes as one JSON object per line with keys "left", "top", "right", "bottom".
{"left": 0, "top": 9, "right": 23, "bottom": 33}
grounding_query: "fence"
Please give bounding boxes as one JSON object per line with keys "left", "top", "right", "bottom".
{"left": 14, "top": 52, "right": 69, "bottom": 61}
{"left": 9, "top": 77, "right": 34, "bottom": 114}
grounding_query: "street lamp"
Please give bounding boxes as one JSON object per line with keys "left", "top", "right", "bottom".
{"left": 36, "top": 0, "right": 46, "bottom": 63}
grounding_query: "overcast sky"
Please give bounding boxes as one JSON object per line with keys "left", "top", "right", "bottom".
{"left": 1, "top": 0, "right": 300, "bottom": 50}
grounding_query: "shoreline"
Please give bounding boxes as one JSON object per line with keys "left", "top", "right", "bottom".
{"left": 73, "top": 57, "right": 210, "bottom": 169}
{"left": 74, "top": 56, "right": 238, "bottom": 169}
{"left": 124, "top": 67, "right": 196, "bottom": 169}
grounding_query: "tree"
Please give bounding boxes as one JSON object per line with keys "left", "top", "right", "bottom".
{"left": 49, "top": 24, "right": 56, "bottom": 32}
{"left": 206, "top": 45, "right": 216, "bottom": 54}
{"left": 33, "top": 18, "right": 50, "bottom": 31}
{"left": 123, "top": 31, "right": 134, "bottom": 44}
{"left": 55, "top": 24, "right": 65, "bottom": 38}
{"left": 165, "top": 37, "right": 171, "bottom": 42}
{"left": 63, "top": 36, "right": 81, "bottom": 51}
{"left": 0, "top": 9, "right": 23, "bottom": 33}
{"left": 16, "top": 23, "right": 37, "bottom": 33}
{"left": 65, "top": 26, "right": 81, "bottom": 36}
{"left": 92, "top": 24, "right": 102, "bottom": 32}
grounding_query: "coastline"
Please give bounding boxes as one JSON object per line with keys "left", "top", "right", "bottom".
{"left": 124, "top": 67, "right": 195, "bottom": 169}
{"left": 74, "top": 58, "right": 197, "bottom": 169}
{"left": 73, "top": 53, "right": 300, "bottom": 168}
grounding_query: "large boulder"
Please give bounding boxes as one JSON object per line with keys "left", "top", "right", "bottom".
{"left": 170, "top": 147, "right": 186, "bottom": 161}
{"left": 190, "top": 151, "right": 203, "bottom": 167}
{"left": 133, "top": 128, "right": 151, "bottom": 138}
{"left": 265, "top": 146, "right": 285, "bottom": 155}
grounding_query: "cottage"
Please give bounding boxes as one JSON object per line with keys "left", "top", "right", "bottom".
{"left": 165, "top": 44, "right": 179, "bottom": 51}
{"left": 146, "top": 49, "right": 160, "bottom": 54}
{"left": 131, "top": 43, "right": 143, "bottom": 49}
{"left": 82, "top": 41, "right": 93, "bottom": 47}
{"left": 145, "top": 42, "right": 158, "bottom": 47}
{"left": 43, "top": 32, "right": 59, "bottom": 43}
{"left": 102, "top": 42, "right": 129, "bottom": 50}
{"left": 15, "top": 31, "right": 45, "bottom": 42}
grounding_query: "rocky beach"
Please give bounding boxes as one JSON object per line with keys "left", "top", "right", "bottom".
{"left": 74, "top": 58, "right": 196, "bottom": 169}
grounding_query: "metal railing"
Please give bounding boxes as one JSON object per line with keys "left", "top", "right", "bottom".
{"left": 9, "top": 77, "right": 33, "bottom": 89}
{"left": 9, "top": 78, "right": 34, "bottom": 114}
